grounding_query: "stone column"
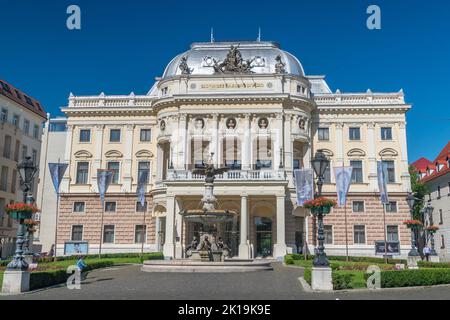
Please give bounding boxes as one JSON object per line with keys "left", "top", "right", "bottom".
{"left": 367, "top": 122, "right": 378, "bottom": 191}
{"left": 211, "top": 113, "right": 219, "bottom": 166}
{"left": 60, "top": 124, "right": 74, "bottom": 193}
{"left": 175, "top": 199, "right": 183, "bottom": 259}
{"left": 91, "top": 125, "right": 104, "bottom": 193}
{"left": 335, "top": 122, "right": 344, "bottom": 167}
{"left": 123, "top": 124, "right": 134, "bottom": 192}
{"left": 398, "top": 122, "right": 411, "bottom": 191}
{"left": 274, "top": 195, "right": 287, "bottom": 260}
{"left": 156, "top": 143, "right": 164, "bottom": 181}
{"left": 274, "top": 113, "right": 283, "bottom": 171}
{"left": 163, "top": 196, "right": 176, "bottom": 259}
{"left": 242, "top": 114, "right": 251, "bottom": 170}
{"left": 283, "top": 114, "right": 293, "bottom": 171}
{"left": 238, "top": 195, "right": 250, "bottom": 259}
{"left": 177, "top": 114, "right": 187, "bottom": 170}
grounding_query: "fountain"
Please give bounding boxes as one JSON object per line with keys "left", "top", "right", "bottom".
{"left": 141, "top": 154, "right": 273, "bottom": 272}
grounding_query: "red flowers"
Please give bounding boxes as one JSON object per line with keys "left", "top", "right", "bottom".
{"left": 426, "top": 226, "right": 439, "bottom": 232}
{"left": 403, "top": 220, "right": 423, "bottom": 228}
{"left": 303, "top": 197, "right": 337, "bottom": 209}
{"left": 5, "top": 203, "right": 40, "bottom": 213}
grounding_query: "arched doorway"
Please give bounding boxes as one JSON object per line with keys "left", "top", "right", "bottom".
{"left": 255, "top": 217, "right": 272, "bottom": 257}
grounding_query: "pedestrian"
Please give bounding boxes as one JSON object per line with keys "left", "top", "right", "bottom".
{"left": 423, "top": 246, "right": 431, "bottom": 261}
{"left": 76, "top": 256, "right": 88, "bottom": 280}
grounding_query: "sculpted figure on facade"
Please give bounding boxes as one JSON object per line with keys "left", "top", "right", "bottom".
{"left": 275, "top": 55, "right": 286, "bottom": 74}
{"left": 213, "top": 45, "right": 255, "bottom": 74}
{"left": 179, "top": 55, "right": 192, "bottom": 75}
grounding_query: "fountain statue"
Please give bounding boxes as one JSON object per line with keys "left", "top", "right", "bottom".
{"left": 180, "top": 153, "right": 237, "bottom": 262}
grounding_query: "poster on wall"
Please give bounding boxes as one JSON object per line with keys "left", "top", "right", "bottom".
{"left": 64, "top": 241, "right": 89, "bottom": 256}
{"left": 375, "top": 241, "right": 400, "bottom": 256}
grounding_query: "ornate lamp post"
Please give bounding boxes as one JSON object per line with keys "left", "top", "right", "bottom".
{"left": 6, "top": 157, "right": 38, "bottom": 271}
{"left": 406, "top": 192, "right": 419, "bottom": 257}
{"left": 310, "top": 150, "right": 330, "bottom": 267}
{"left": 425, "top": 203, "right": 437, "bottom": 255}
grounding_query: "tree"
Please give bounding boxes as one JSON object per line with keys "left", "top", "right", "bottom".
{"left": 409, "top": 165, "right": 429, "bottom": 255}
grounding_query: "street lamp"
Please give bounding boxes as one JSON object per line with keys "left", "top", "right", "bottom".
{"left": 406, "top": 192, "right": 419, "bottom": 256}
{"left": 425, "top": 203, "right": 437, "bottom": 255}
{"left": 311, "top": 150, "right": 330, "bottom": 267}
{"left": 7, "top": 157, "right": 38, "bottom": 270}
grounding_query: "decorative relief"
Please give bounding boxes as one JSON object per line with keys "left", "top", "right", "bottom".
{"left": 258, "top": 117, "right": 269, "bottom": 129}
{"left": 105, "top": 150, "right": 123, "bottom": 158}
{"left": 347, "top": 148, "right": 366, "bottom": 157}
{"left": 74, "top": 150, "right": 93, "bottom": 159}
{"left": 379, "top": 148, "right": 398, "bottom": 157}
{"left": 135, "top": 150, "right": 154, "bottom": 158}
{"left": 225, "top": 117, "right": 237, "bottom": 130}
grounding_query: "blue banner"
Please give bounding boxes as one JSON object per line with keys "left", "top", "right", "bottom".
{"left": 48, "top": 163, "right": 68, "bottom": 193}
{"left": 377, "top": 161, "right": 389, "bottom": 204}
{"left": 294, "top": 169, "right": 314, "bottom": 206}
{"left": 136, "top": 169, "right": 147, "bottom": 207}
{"left": 334, "top": 166, "right": 353, "bottom": 207}
{"left": 97, "top": 169, "right": 113, "bottom": 204}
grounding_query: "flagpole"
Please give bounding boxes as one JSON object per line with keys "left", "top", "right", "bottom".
{"left": 140, "top": 199, "right": 146, "bottom": 260}
{"left": 53, "top": 158, "right": 61, "bottom": 262}
{"left": 99, "top": 198, "right": 105, "bottom": 259}
{"left": 341, "top": 161, "right": 349, "bottom": 262}
{"left": 383, "top": 202, "right": 388, "bottom": 264}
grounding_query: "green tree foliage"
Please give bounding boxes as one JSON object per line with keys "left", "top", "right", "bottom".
{"left": 409, "top": 165, "right": 428, "bottom": 220}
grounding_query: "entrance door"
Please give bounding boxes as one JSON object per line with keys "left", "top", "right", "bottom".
{"left": 255, "top": 217, "right": 272, "bottom": 257}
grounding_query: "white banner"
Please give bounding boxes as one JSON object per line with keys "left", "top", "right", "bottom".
{"left": 294, "top": 169, "right": 314, "bottom": 206}
{"left": 334, "top": 166, "right": 353, "bottom": 207}
{"left": 97, "top": 169, "right": 113, "bottom": 205}
{"left": 377, "top": 161, "right": 389, "bottom": 204}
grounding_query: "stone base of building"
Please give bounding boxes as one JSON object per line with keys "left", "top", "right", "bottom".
{"left": 407, "top": 255, "right": 420, "bottom": 269}
{"left": 430, "top": 255, "right": 440, "bottom": 263}
{"left": 2, "top": 270, "right": 30, "bottom": 294}
{"left": 311, "top": 267, "right": 333, "bottom": 291}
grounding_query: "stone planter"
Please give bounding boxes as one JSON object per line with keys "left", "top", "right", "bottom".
{"left": 8, "top": 211, "right": 33, "bottom": 221}
{"left": 310, "top": 206, "right": 331, "bottom": 215}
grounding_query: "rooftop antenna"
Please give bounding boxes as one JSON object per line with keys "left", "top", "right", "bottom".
{"left": 210, "top": 27, "right": 215, "bottom": 43}
{"left": 257, "top": 27, "right": 261, "bottom": 42}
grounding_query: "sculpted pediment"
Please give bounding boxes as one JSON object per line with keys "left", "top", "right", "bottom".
{"left": 379, "top": 148, "right": 398, "bottom": 157}
{"left": 135, "top": 150, "right": 154, "bottom": 158}
{"left": 74, "top": 150, "right": 93, "bottom": 159}
{"left": 347, "top": 148, "right": 366, "bottom": 157}
{"left": 105, "top": 150, "right": 123, "bottom": 158}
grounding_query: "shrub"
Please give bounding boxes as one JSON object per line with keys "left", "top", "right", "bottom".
{"left": 284, "top": 256, "right": 294, "bottom": 265}
{"left": 29, "top": 260, "right": 114, "bottom": 291}
{"left": 332, "top": 271, "right": 354, "bottom": 290}
{"left": 35, "top": 252, "right": 163, "bottom": 263}
{"left": 363, "top": 268, "right": 450, "bottom": 288}
{"left": 303, "top": 268, "right": 312, "bottom": 285}
{"left": 418, "top": 261, "right": 450, "bottom": 269}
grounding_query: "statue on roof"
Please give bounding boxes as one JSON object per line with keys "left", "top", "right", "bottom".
{"left": 212, "top": 45, "right": 255, "bottom": 74}
{"left": 179, "top": 55, "right": 192, "bottom": 75}
{"left": 275, "top": 55, "right": 286, "bottom": 74}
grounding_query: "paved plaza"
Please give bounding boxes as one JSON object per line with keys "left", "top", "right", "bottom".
{"left": 1, "top": 263, "right": 450, "bottom": 300}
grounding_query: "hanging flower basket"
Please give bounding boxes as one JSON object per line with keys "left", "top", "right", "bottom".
{"left": 303, "top": 197, "right": 337, "bottom": 216}
{"left": 426, "top": 226, "right": 439, "bottom": 234}
{"left": 23, "top": 219, "right": 40, "bottom": 233}
{"left": 403, "top": 220, "right": 423, "bottom": 229}
{"left": 5, "top": 203, "right": 40, "bottom": 221}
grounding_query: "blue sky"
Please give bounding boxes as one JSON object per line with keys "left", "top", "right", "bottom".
{"left": 1, "top": 0, "right": 449, "bottom": 162}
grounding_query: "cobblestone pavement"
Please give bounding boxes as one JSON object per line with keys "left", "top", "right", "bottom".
{"left": 1, "top": 263, "right": 449, "bottom": 300}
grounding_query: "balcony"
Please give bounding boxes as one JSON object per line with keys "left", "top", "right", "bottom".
{"left": 166, "top": 169, "right": 286, "bottom": 181}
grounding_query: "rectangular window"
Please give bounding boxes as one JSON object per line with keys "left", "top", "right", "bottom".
{"left": 381, "top": 127, "right": 393, "bottom": 140}
{"left": 21, "top": 145, "right": 28, "bottom": 160}
{"left": 79, "top": 129, "right": 91, "bottom": 142}
{"left": 318, "top": 128, "right": 329, "bottom": 141}
{"left": 3, "top": 135, "right": 11, "bottom": 159}
{"left": 33, "top": 124, "right": 39, "bottom": 139}
{"left": 354, "top": 225, "right": 366, "bottom": 244}
{"left": 437, "top": 186, "right": 441, "bottom": 199}
{"left": 350, "top": 160, "right": 363, "bottom": 183}
{"left": 109, "top": 129, "right": 121, "bottom": 142}
{"left": 11, "top": 170, "right": 17, "bottom": 194}
{"left": 387, "top": 225, "right": 399, "bottom": 242}
{"left": 71, "top": 225, "right": 83, "bottom": 241}
{"left": 349, "top": 127, "right": 361, "bottom": 140}
{"left": 140, "top": 129, "right": 151, "bottom": 142}
{"left": 135, "top": 225, "right": 147, "bottom": 243}
{"left": 0, "top": 166, "right": 9, "bottom": 192}
{"left": 324, "top": 225, "right": 333, "bottom": 244}
{"left": 0, "top": 108, "right": 7, "bottom": 122}
{"left": 441, "top": 235, "right": 446, "bottom": 249}
{"left": 14, "top": 140, "right": 20, "bottom": 162}
{"left": 385, "top": 201, "right": 398, "bottom": 213}
{"left": 73, "top": 202, "right": 85, "bottom": 213}
{"left": 136, "top": 201, "right": 147, "bottom": 213}
{"left": 12, "top": 114, "right": 19, "bottom": 127}
{"left": 352, "top": 201, "right": 365, "bottom": 213}
{"left": 323, "top": 165, "right": 331, "bottom": 184}
{"left": 383, "top": 160, "right": 396, "bottom": 183}
{"left": 107, "top": 162, "right": 120, "bottom": 184}
{"left": 105, "top": 201, "right": 117, "bottom": 212}
{"left": 103, "top": 225, "right": 115, "bottom": 243}
{"left": 76, "top": 162, "right": 89, "bottom": 184}
{"left": 138, "top": 161, "right": 150, "bottom": 184}
{"left": 439, "top": 209, "right": 443, "bottom": 225}
{"left": 23, "top": 120, "right": 30, "bottom": 135}
{"left": 32, "top": 149, "right": 37, "bottom": 165}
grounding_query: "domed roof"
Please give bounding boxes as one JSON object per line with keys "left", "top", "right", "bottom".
{"left": 162, "top": 41, "right": 305, "bottom": 78}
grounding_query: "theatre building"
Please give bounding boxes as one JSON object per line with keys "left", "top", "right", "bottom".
{"left": 53, "top": 40, "right": 412, "bottom": 259}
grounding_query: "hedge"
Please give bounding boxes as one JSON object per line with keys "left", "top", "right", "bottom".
{"left": 35, "top": 252, "right": 164, "bottom": 263}
{"left": 29, "top": 260, "right": 114, "bottom": 291}
{"left": 303, "top": 268, "right": 312, "bottom": 285}
{"left": 364, "top": 268, "right": 450, "bottom": 288}
{"left": 418, "top": 261, "right": 450, "bottom": 269}
{"left": 332, "top": 271, "right": 354, "bottom": 290}
{"left": 287, "top": 254, "right": 406, "bottom": 265}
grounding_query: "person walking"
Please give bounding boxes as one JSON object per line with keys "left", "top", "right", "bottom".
{"left": 423, "top": 246, "right": 431, "bottom": 261}
{"left": 76, "top": 256, "right": 88, "bottom": 280}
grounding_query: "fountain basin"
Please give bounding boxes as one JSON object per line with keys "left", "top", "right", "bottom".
{"left": 180, "top": 209, "right": 237, "bottom": 224}
{"left": 141, "top": 259, "right": 273, "bottom": 273}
